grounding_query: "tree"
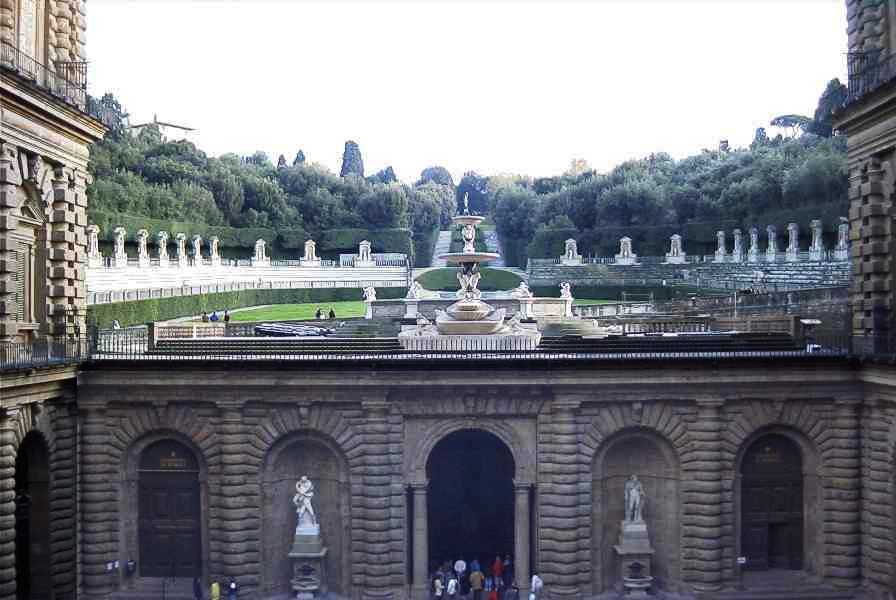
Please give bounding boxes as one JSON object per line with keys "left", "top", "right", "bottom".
{"left": 293, "top": 150, "right": 306, "bottom": 165}
{"left": 414, "top": 183, "right": 455, "bottom": 228}
{"left": 456, "top": 172, "right": 490, "bottom": 214}
{"left": 417, "top": 166, "right": 454, "bottom": 187}
{"left": 340, "top": 140, "right": 364, "bottom": 178}
{"left": 358, "top": 184, "right": 408, "bottom": 228}
{"left": 369, "top": 166, "right": 397, "bottom": 184}
{"left": 770, "top": 114, "right": 812, "bottom": 138}
{"left": 807, "top": 78, "right": 848, "bottom": 138}
{"left": 566, "top": 158, "right": 592, "bottom": 176}
{"left": 87, "top": 92, "right": 128, "bottom": 138}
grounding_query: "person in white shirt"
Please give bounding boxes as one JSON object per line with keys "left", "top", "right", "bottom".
{"left": 530, "top": 574, "right": 543, "bottom": 600}
{"left": 446, "top": 575, "right": 458, "bottom": 600}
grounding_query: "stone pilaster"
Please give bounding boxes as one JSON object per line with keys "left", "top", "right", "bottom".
{"left": 410, "top": 483, "right": 428, "bottom": 597}
{"left": 50, "top": 402, "right": 77, "bottom": 598}
{"left": 0, "top": 144, "right": 22, "bottom": 341}
{"left": 0, "top": 408, "right": 20, "bottom": 600}
{"left": 210, "top": 407, "right": 259, "bottom": 595}
{"left": 849, "top": 159, "right": 894, "bottom": 353}
{"left": 80, "top": 408, "right": 116, "bottom": 599}
{"left": 46, "top": 166, "right": 85, "bottom": 339}
{"left": 514, "top": 483, "right": 531, "bottom": 599}
{"left": 860, "top": 398, "right": 894, "bottom": 596}
{"left": 822, "top": 399, "right": 861, "bottom": 588}
{"left": 536, "top": 399, "right": 581, "bottom": 598}
{"left": 681, "top": 399, "right": 724, "bottom": 592}
{"left": 359, "top": 399, "right": 397, "bottom": 600}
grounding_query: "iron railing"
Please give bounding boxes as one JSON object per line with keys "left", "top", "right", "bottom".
{"left": 0, "top": 39, "right": 87, "bottom": 110}
{"left": 847, "top": 50, "right": 896, "bottom": 104}
{"left": 0, "top": 338, "right": 90, "bottom": 371}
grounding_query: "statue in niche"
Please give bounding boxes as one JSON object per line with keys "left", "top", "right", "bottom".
{"left": 293, "top": 476, "right": 317, "bottom": 531}
{"left": 624, "top": 475, "right": 645, "bottom": 523}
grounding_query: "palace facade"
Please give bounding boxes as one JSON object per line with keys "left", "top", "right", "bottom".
{"left": 3, "top": 2, "right": 896, "bottom": 600}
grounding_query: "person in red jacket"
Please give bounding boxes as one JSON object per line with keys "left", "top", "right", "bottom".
{"left": 492, "top": 555, "right": 503, "bottom": 584}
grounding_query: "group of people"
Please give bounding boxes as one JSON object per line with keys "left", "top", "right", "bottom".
{"left": 193, "top": 576, "right": 236, "bottom": 600}
{"left": 200, "top": 309, "right": 230, "bottom": 323}
{"left": 431, "top": 555, "right": 543, "bottom": 600}
{"left": 315, "top": 307, "right": 337, "bottom": 320}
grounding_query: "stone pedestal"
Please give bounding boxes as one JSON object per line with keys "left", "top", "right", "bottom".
{"left": 614, "top": 521, "right": 654, "bottom": 598}
{"left": 614, "top": 255, "right": 638, "bottom": 266}
{"left": 365, "top": 301, "right": 374, "bottom": 320}
{"left": 252, "top": 257, "right": 271, "bottom": 268}
{"left": 289, "top": 526, "right": 328, "bottom": 600}
{"left": 404, "top": 299, "right": 419, "bottom": 319}
{"left": 664, "top": 254, "right": 686, "bottom": 265}
{"left": 834, "top": 247, "right": 848, "bottom": 261}
{"left": 87, "top": 255, "right": 103, "bottom": 269}
{"left": 519, "top": 297, "right": 535, "bottom": 319}
{"left": 138, "top": 256, "right": 150, "bottom": 268}
{"left": 301, "top": 258, "right": 321, "bottom": 267}
{"left": 113, "top": 254, "right": 127, "bottom": 268}
{"left": 355, "top": 259, "right": 375, "bottom": 268}
{"left": 560, "top": 257, "right": 583, "bottom": 266}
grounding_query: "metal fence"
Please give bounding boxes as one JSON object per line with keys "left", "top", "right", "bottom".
{"left": 1, "top": 39, "right": 86, "bottom": 109}
{"left": 847, "top": 50, "right": 896, "bottom": 104}
{"left": 0, "top": 338, "right": 90, "bottom": 371}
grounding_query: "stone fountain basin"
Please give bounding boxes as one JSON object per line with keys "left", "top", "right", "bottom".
{"left": 436, "top": 308, "right": 506, "bottom": 335}
{"left": 441, "top": 252, "right": 500, "bottom": 264}
{"left": 446, "top": 299, "right": 492, "bottom": 321}
{"left": 453, "top": 215, "right": 486, "bottom": 226}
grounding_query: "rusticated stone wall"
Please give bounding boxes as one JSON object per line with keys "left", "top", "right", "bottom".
{"left": 0, "top": 397, "right": 77, "bottom": 600}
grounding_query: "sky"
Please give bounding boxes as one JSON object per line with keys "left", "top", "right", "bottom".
{"left": 87, "top": 0, "right": 848, "bottom": 182}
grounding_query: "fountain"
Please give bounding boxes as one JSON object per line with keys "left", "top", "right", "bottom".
{"left": 398, "top": 195, "right": 541, "bottom": 349}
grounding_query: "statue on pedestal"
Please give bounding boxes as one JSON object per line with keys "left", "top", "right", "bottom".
{"left": 624, "top": 475, "right": 645, "bottom": 522}
{"left": 293, "top": 476, "right": 317, "bottom": 531}
{"left": 289, "top": 476, "right": 327, "bottom": 600}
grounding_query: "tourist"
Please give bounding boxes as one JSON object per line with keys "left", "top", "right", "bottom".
{"left": 201, "top": 311, "right": 209, "bottom": 323}
{"left": 328, "top": 307, "right": 336, "bottom": 319}
{"left": 484, "top": 572, "right": 495, "bottom": 600}
{"left": 226, "top": 577, "right": 237, "bottom": 600}
{"left": 223, "top": 309, "right": 231, "bottom": 323}
{"left": 193, "top": 577, "right": 203, "bottom": 600}
{"left": 530, "top": 573, "right": 543, "bottom": 600}
{"left": 469, "top": 564, "right": 484, "bottom": 600}
{"left": 209, "top": 310, "right": 219, "bottom": 322}
{"left": 503, "top": 555, "right": 513, "bottom": 586}
{"left": 446, "top": 573, "right": 458, "bottom": 600}
{"left": 503, "top": 581, "right": 519, "bottom": 600}
{"left": 315, "top": 308, "right": 323, "bottom": 320}
{"left": 492, "top": 555, "right": 503, "bottom": 583}
{"left": 111, "top": 319, "right": 121, "bottom": 330}
{"left": 209, "top": 580, "right": 220, "bottom": 600}
{"left": 433, "top": 569, "right": 444, "bottom": 600}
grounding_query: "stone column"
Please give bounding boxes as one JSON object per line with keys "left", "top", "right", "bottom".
{"left": 823, "top": 399, "right": 861, "bottom": 588}
{"left": 411, "top": 483, "right": 428, "bottom": 597}
{"left": 0, "top": 408, "right": 19, "bottom": 600}
{"left": 48, "top": 167, "right": 88, "bottom": 339}
{"left": 0, "top": 144, "right": 23, "bottom": 342}
{"left": 682, "top": 399, "right": 724, "bottom": 592}
{"left": 514, "top": 482, "right": 531, "bottom": 599}
{"left": 80, "top": 408, "right": 117, "bottom": 599}
{"left": 360, "top": 399, "right": 397, "bottom": 600}
{"left": 210, "top": 407, "right": 260, "bottom": 595}
{"left": 535, "top": 400, "right": 581, "bottom": 598}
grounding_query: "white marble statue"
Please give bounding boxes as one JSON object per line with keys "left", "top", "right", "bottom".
{"left": 462, "top": 192, "right": 470, "bottom": 215}
{"left": 511, "top": 282, "right": 533, "bottom": 298}
{"left": 559, "top": 281, "right": 573, "bottom": 299}
{"left": 254, "top": 238, "right": 267, "bottom": 261}
{"left": 209, "top": 236, "right": 220, "bottom": 265}
{"left": 175, "top": 233, "right": 188, "bottom": 268}
{"left": 615, "top": 236, "right": 637, "bottom": 265}
{"left": 732, "top": 229, "right": 744, "bottom": 263}
{"left": 714, "top": 230, "right": 727, "bottom": 263}
{"left": 748, "top": 226, "right": 760, "bottom": 263}
{"left": 456, "top": 268, "right": 481, "bottom": 299}
{"left": 293, "top": 476, "right": 317, "bottom": 531}
{"left": 766, "top": 225, "right": 778, "bottom": 262}
{"left": 136, "top": 229, "right": 149, "bottom": 259}
{"left": 835, "top": 217, "right": 849, "bottom": 261}
{"left": 113, "top": 226, "right": 127, "bottom": 265}
{"left": 664, "top": 234, "right": 685, "bottom": 264}
{"left": 157, "top": 231, "right": 170, "bottom": 265}
{"left": 809, "top": 219, "right": 823, "bottom": 261}
{"left": 413, "top": 314, "right": 439, "bottom": 336}
{"left": 191, "top": 235, "right": 203, "bottom": 266}
{"left": 786, "top": 222, "right": 799, "bottom": 262}
{"left": 86, "top": 224, "right": 100, "bottom": 260}
{"left": 624, "top": 475, "right": 645, "bottom": 523}
{"left": 561, "top": 238, "right": 582, "bottom": 265}
{"left": 358, "top": 240, "right": 372, "bottom": 263}
{"left": 461, "top": 223, "right": 476, "bottom": 254}
{"left": 304, "top": 239, "right": 318, "bottom": 261}
{"left": 363, "top": 286, "right": 377, "bottom": 302}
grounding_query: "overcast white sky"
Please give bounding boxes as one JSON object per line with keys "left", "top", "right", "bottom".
{"left": 87, "top": 0, "right": 847, "bottom": 182}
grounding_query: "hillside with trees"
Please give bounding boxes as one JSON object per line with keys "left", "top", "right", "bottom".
{"left": 87, "top": 79, "right": 847, "bottom": 267}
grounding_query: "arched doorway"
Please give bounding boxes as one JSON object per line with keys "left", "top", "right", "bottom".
{"left": 15, "top": 432, "right": 51, "bottom": 600}
{"left": 425, "top": 429, "right": 515, "bottom": 570}
{"left": 740, "top": 433, "right": 803, "bottom": 570}
{"left": 138, "top": 439, "right": 201, "bottom": 578}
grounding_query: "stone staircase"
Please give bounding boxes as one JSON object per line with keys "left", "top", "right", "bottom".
{"left": 430, "top": 230, "right": 452, "bottom": 266}
{"left": 111, "top": 577, "right": 195, "bottom": 600}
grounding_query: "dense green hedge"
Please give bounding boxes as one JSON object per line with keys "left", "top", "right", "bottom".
{"left": 531, "top": 284, "right": 707, "bottom": 302}
{"left": 413, "top": 226, "right": 439, "bottom": 268}
{"left": 87, "top": 287, "right": 407, "bottom": 328}
{"left": 415, "top": 267, "right": 522, "bottom": 291}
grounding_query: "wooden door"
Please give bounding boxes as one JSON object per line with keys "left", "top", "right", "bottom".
{"left": 740, "top": 434, "right": 803, "bottom": 570}
{"left": 138, "top": 441, "right": 201, "bottom": 578}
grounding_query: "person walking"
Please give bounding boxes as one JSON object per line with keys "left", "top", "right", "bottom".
{"left": 193, "top": 577, "right": 203, "bottom": 600}
{"left": 491, "top": 555, "right": 503, "bottom": 584}
{"left": 446, "top": 573, "right": 459, "bottom": 600}
{"left": 201, "top": 311, "right": 209, "bottom": 323}
{"left": 315, "top": 308, "right": 323, "bottom": 320}
{"left": 209, "top": 580, "right": 221, "bottom": 600}
{"left": 530, "top": 573, "right": 543, "bottom": 600}
{"left": 469, "top": 565, "right": 485, "bottom": 600}
{"left": 503, "top": 555, "right": 513, "bottom": 587}
{"left": 504, "top": 581, "right": 519, "bottom": 600}
{"left": 433, "top": 569, "right": 444, "bottom": 600}
{"left": 328, "top": 307, "right": 336, "bottom": 319}
{"left": 226, "top": 577, "right": 237, "bottom": 600}
{"left": 485, "top": 573, "right": 496, "bottom": 600}
{"left": 223, "top": 309, "right": 231, "bottom": 323}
